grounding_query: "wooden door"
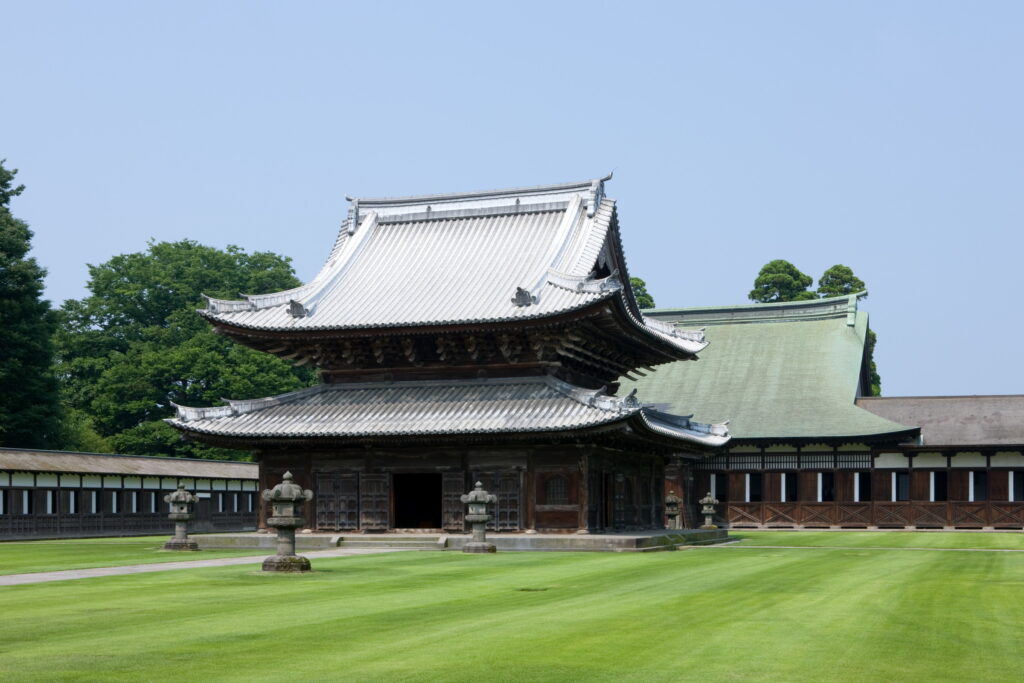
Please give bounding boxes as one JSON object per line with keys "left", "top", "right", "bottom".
{"left": 442, "top": 471, "right": 466, "bottom": 531}
{"left": 337, "top": 474, "right": 359, "bottom": 529}
{"left": 359, "top": 473, "right": 390, "bottom": 530}
{"left": 315, "top": 473, "right": 339, "bottom": 530}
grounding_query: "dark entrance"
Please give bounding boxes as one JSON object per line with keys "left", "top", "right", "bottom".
{"left": 393, "top": 473, "right": 443, "bottom": 528}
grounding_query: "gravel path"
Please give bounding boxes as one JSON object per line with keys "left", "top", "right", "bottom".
{"left": 0, "top": 547, "right": 416, "bottom": 586}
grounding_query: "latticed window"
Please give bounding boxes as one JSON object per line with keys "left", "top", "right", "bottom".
{"left": 545, "top": 476, "right": 569, "bottom": 505}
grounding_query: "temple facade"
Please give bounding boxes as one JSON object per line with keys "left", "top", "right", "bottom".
{"left": 169, "top": 178, "right": 729, "bottom": 532}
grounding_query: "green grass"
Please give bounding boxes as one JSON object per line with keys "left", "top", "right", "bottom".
{"left": 732, "top": 529, "right": 1024, "bottom": 549}
{"left": 0, "top": 536, "right": 262, "bottom": 574}
{"left": 2, "top": 533, "right": 1023, "bottom": 681}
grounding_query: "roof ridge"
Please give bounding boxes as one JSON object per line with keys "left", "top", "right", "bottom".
{"left": 348, "top": 175, "right": 612, "bottom": 207}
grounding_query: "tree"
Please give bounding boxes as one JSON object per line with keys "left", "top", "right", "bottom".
{"left": 864, "top": 328, "right": 881, "bottom": 396}
{"left": 817, "top": 264, "right": 866, "bottom": 298}
{"left": 55, "top": 240, "right": 314, "bottom": 459}
{"left": 0, "top": 161, "right": 61, "bottom": 448}
{"left": 748, "top": 260, "right": 817, "bottom": 303}
{"left": 630, "top": 277, "right": 655, "bottom": 309}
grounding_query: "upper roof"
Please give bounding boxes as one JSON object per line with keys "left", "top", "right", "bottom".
{"left": 0, "top": 448, "right": 257, "bottom": 478}
{"left": 199, "top": 177, "right": 705, "bottom": 356}
{"left": 857, "top": 395, "right": 1024, "bottom": 447}
{"left": 623, "top": 295, "right": 918, "bottom": 443}
{"left": 167, "top": 375, "right": 729, "bottom": 449}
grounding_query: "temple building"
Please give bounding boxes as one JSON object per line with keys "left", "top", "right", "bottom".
{"left": 631, "top": 294, "right": 1024, "bottom": 529}
{"left": 168, "top": 178, "right": 729, "bottom": 532}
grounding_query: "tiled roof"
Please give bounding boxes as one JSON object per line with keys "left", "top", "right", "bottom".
{"left": 857, "top": 395, "right": 1024, "bottom": 447}
{"left": 200, "top": 178, "right": 706, "bottom": 356}
{"left": 167, "top": 376, "right": 729, "bottom": 448}
{"left": 624, "top": 295, "right": 918, "bottom": 442}
{"left": 0, "top": 448, "right": 257, "bottom": 478}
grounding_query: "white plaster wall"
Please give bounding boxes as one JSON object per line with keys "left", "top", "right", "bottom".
{"left": 875, "top": 453, "right": 908, "bottom": 468}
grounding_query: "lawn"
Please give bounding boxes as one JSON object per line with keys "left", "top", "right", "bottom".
{"left": 1, "top": 533, "right": 1022, "bottom": 681}
{"left": 0, "top": 536, "right": 263, "bottom": 575}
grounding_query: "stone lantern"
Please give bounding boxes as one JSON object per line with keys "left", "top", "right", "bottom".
{"left": 460, "top": 481, "right": 498, "bottom": 553}
{"left": 664, "top": 492, "right": 682, "bottom": 530}
{"left": 699, "top": 491, "right": 720, "bottom": 530}
{"left": 163, "top": 484, "right": 200, "bottom": 551}
{"left": 261, "top": 471, "right": 314, "bottom": 572}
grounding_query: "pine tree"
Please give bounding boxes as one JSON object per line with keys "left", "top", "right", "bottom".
{"left": 0, "top": 161, "right": 60, "bottom": 447}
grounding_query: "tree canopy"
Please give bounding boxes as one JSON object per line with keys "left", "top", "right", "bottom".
{"left": 630, "top": 277, "right": 655, "bottom": 309}
{"left": 55, "top": 240, "right": 314, "bottom": 459}
{"left": 0, "top": 161, "right": 61, "bottom": 448}
{"left": 817, "top": 264, "right": 866, "bottom": 298}
{"left": 748, "top": 260, "right": 817, "bottom": 303}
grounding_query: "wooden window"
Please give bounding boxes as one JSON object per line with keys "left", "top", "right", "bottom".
{"left": 710, "top": 473, "right": 728, "bottom": 501}
{"left": 854, "top": 472, "right": 872, "bottom": 502}
{"left": 970, "top": 471, "right": 987, "bottom": 502}
{"left": 745, "top": 473, "right": 763, "bottom": 503}
{"left": 544, "top": 476, "right": 569, "bottom": 505}
{"left": 818, "top": 473, "right": 835, "bottom": 502}
{"left": 893, "top": 472, "right": 910, "bottom": 502}
{"left": 781, "top": 473, "right": 798, "bottom": 502}
{"left": 1011, "top": 471, "right": 1023, "bottom": 502}
{"left": 930, "top": 471, "right": 948, "bottom": 502}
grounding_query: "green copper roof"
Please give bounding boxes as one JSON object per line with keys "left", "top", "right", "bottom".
{"left": 628, "top": 294, "right": 917, "bottom": 442}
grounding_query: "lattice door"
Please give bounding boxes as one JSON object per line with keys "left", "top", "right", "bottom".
{"left": 337, "top": 474, "right": 359, "bottom": 529}
{"left": 442, "top": 471, "right": 466, "bottom": 531}
{"left": 316, "top": 473, "right": 339, "bottom": 530}
{"left": 359, "top": 473, "right": 390, "bottom": 530}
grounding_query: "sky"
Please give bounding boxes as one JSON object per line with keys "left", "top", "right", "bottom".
{"left": 3, "top": 1, "right": 1022, "bottom": 397}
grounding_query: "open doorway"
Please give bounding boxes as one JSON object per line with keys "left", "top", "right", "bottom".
{"left": 392, "top": 473, "right": 442, "bottom": 529}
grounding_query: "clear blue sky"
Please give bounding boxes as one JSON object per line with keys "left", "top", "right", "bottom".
{"left": 4, "top": 1, "right": 1022, "bottom": 397}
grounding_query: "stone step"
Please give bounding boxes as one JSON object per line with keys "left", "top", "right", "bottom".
{"left": 337, "top": 537, "right": 442, "bottom": 550}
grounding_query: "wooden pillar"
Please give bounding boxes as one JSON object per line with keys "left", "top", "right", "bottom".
{"left": 525, "top": 453, "right": 536, "bottom": 531}
{"left": 577, "top": 453, "right": 590, "bottom": 533}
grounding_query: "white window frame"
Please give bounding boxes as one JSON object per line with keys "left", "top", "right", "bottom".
{"left": 816, "top": 473, "right": 823, "bottom": 502}
{"left": 744, "top": 474, "right": 751, "bottom": 503}
{"left": 22, "top": 490, "right": 30, "bottom": 515}
{"left": 929, "top": 472, "right": 936, "bottom": 502}
{"left": 111, "top": 491, "right": 119, "bottom": 514}
{"left": 69, "top": 490, "right": 77, "bottom": 514}
{"left": 90, "top": 490, "right": 98, "bottom": 514}
{"left": 1010, "top": 471, "right": 1016, "bottom": 502}
{"left": 1, "top": 489, "right": 6, "bottom": 515}
{"left": 45, "top": 491, "right": 54, "bottom": 515}
{"left": 968, "top": 471, "right": 975, "bottom": 503}
{"left": 780, "top": 473, "right": 787, "bottom": 503}
{"left": 709, "top": 475, "right": 718, "bottom": 499}
{"left": 853, "top": 473, "right": 860, "bottom": 502}
{"left": 217, "top": 493, "right": 224, "bottom": 513}
{"left": 150, "top": 491, "right": 157, "bottom": 513}
{"left": 890, "top": 472, "right": 897, "bottom": 502}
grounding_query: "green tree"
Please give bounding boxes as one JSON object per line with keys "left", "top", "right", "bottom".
{"left": 864, "top": 328, "right": 881, "bottom": 396}
{"left": 630, "top": 277, "right": 655, "bottom": 309}
{"left": 748, "top": 260, "right": 817, "bottom": 303}
{"left": 0, "top": 161, "right": 61, "bottom": 448}
{"left": 817, "top": 264, "right": 866, "bottom": 298}
{"left": 55, "top": 240, "right": 314, "bottom": 459}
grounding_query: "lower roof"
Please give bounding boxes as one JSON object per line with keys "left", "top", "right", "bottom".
{"left": 167, "top": 376, "right": 729, "bottom": 449}
{"left": 0, "top": 448, "right": 257, "bottom": 479}
{"left": 857, "top": 395, "right": 1024, "bottom": 447}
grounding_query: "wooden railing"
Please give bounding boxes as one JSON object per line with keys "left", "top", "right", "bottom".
{"left": 724, "top": 502, "right": 1024, "bottom": 528}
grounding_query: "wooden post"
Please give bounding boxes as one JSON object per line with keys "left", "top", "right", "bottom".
{"left": 577, "top": 453, "right": 589, "bottom": 533}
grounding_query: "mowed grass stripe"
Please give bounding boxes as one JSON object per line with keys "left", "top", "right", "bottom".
{"left": 2, "top": 545, "right": 1022, "bottom": 681}
{"left": 0, "top": 536, "right": 264, "bottom": 575}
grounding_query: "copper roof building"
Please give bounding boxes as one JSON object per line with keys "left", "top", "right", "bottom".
{"left": 169, "top": 178, "right": 729, "bottom": 532}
